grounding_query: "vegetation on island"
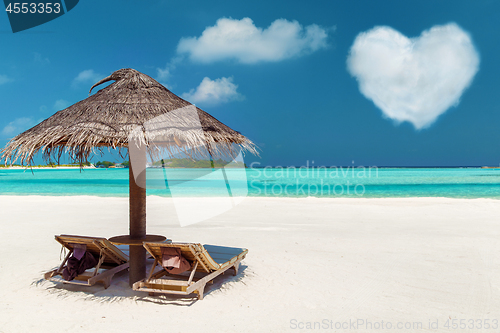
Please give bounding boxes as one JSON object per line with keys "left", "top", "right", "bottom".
{"left": 152, "top": 158, "right": 246, "bottom": 168}
{"left": 95, "top": 161, "right": 116, "bottom": 168}
{"left": 0, "top": 162, "right": 92, "bottom": 168}
{"left": 1, "top": 158, "right": 245, "bottom": 168}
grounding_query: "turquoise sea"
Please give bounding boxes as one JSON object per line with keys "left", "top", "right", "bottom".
{"left": 1, "top": 167, "right": 500, "bottom": 199}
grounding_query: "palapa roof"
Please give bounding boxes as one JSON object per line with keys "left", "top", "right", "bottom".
{"left": 1, "top": 68, "right": 257, "bottom": 165}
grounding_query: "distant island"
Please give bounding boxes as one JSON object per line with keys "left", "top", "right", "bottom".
{"left": 0, "top": 161, "right": 125, "bottom": 169}
{"left": 95, "top": 161, "right": 128, "bottom": 168}
{"left": 0, "top": 162, "right": 96, "bottom": 169}
{"left": 95, "top": 158, "right": 245, "bottom": 168}
{"left": 1, "top": 158, "right": 245, "bottom": 169}
{"left": 151, "top": 158, "right": 246, "bottom": 168}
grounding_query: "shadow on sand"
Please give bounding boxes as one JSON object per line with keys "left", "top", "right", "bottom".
{"left": 33, "top": 261, "right": 250, "bottom": 307}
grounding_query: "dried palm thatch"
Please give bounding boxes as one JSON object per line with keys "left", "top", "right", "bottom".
{"left": 1, "top": 68, "right": 257, "bottom": 165}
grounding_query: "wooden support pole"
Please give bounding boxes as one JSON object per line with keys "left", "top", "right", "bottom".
{"left": 129, "top": 152, "right": 147, "bottom": 287}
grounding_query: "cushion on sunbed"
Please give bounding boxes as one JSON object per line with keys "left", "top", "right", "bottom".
{"left": 161, "top": 247, "right": 190, "bottom": 275}
{"left": 72, "top": 243, "right": 86, "bottom": 260}
{"left": 62, "top": 249, "right": 98, "bottom": 281}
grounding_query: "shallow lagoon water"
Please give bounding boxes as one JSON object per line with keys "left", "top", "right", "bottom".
{"left": 1, "top": 167, "right": 500, "bottom": 198}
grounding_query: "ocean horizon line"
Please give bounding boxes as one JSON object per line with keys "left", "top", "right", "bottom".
{"left": 1, "top": 165, "right": 499, "bottom": 169}
{"left": 252, "top": 165, "right": 497, "bottom": 169}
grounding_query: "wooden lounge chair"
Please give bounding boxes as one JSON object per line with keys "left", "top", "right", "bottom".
{"left": 44, "top": 235, "right": 130, "bottom": 289}
{"left": 133, "top": 242, "right": 248, "bottom": 300}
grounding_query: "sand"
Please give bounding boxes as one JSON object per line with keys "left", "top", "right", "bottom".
{"left": 1, "top": 195, "right": 500, "bottom": 332}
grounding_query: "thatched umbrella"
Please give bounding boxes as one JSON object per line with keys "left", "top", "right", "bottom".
{"left": 1, "top": 68, "right": 257, "bottom": 286}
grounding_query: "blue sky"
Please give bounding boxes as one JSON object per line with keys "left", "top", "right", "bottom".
{"left": 1, "top": 0, "right": 499, "bottom": 167}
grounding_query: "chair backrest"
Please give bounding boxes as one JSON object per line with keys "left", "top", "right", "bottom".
{"left": 143, "top": 242, "right": 218, "bottom": 272}
{"left": 200, "top": 244, "right": 248, "bottom": 269}
{"left": 143, "top": 242, "right": 248, "bottom": 272}
{"left": 56, "top": 235, "right": 129, "bottom": 265}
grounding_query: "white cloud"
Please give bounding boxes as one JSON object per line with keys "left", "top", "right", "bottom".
{"left": 347, "top": 23, "right": 480, "bottom": 129}
{"left": 54, "top": 99, "right": 69, "bottom": 110}
{"left": 181, "top": 77, "right": 244, "bottom": 105}
{"left": 2, "top": 117, "right": 38, "bottom": 137}
{"left": 156, "top": 64, "right": 174, "bottom": 90}
{"left": 157, "top": 66, "right": 171, "bottom": 82}
{"left": 156, "top": 56, "right": 183, "bottom": 87}
{"left": 177, "top": 17, "right": 329, "bottom": 64}
{"left": 0, "top": 74, "right": 11, "bottom": 85}
{"left": 34, "top": 52, "right": 50, "bottom": 65}
{"left": 72, "top": 69, "right": 103, "bottom": 87}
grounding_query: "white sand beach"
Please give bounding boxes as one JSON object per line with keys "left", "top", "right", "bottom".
{"left": 1, "top": 196, "right": 500, "bottom": 332}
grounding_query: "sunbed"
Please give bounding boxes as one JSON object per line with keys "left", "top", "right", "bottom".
{"left": 133, "top": 242, "right": 248, "bottom": 300}
{"left": 44, "top": 234, "right": 130, "bottom": 289}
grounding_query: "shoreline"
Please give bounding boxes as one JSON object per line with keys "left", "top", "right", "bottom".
{"left": 2, "top": 165, "right": 500, "bottom": 169}
{"left": 0, "top": 193, "right": 500, "bottom": 203}
{"left": 2, "top": 193, "right": 500, "bottom": 200}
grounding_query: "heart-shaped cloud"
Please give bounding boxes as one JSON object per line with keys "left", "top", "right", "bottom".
{"left": 347, "top": 23, "right": 479, "bottom": 129}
